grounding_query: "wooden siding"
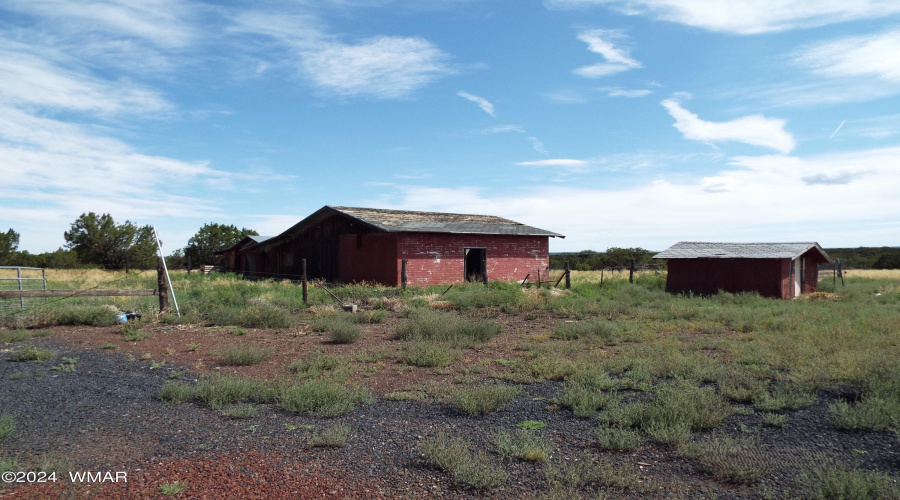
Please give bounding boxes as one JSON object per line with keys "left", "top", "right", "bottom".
{"left": 665, "top": 258, "right": 790, "bottom": 299}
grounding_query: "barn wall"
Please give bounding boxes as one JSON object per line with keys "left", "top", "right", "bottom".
{"left": 339, "top": 234, "right": 399, "bottom": 285}
{"left": 251, "top": 215, "right": 364, "bottom": 281}
{"left": 666, "top": 258, "right": 791, "bottom": 299}
{"left": 396, "top": 234, "right": 549, "bottom": 285}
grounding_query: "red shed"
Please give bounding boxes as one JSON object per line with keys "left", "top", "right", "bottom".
{"left": 653, "top": 242, "right": 832, "bottom": 299}
{"left": 231, "top": 206, "right": 564, "bottom": 285}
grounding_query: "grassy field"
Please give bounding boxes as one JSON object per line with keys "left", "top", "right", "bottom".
{"left": 2, "top": 268, "right": 899, "bottom": 497}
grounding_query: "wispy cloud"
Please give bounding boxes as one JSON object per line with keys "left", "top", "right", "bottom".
{"left": 0, "top": 44, "right": 171, "bottom": 116}
{"left": 574, "top": 29, "right": 641, "bottom": 78}
{"left": 527, "top": 137, "right": 549, "bottom": 156}
{"left": 457, "top": 91, "right": 495, "bottom": 116}
{"left": 796, "top": 30, "right": 900, "bottom": 84}
{"left": 482, "top": 124, "right": 525, "bottom": 134}
{"left": 598, "top": 87, "right": 653, "bottom": 98}
{"left": 661, "top": 98, "right": 796, "bottom": 154}
{"left": 3, "top": 0, "right": 197, "bottom": 48}
{"left": 545, "top": 0, "right": 900, "bottom": 35}
{"left": 543, "top": 89, "right": 587, "bottom": 104}
{"left": 231, "top": 12, "right": 455, "bottom": 100}
{"left": 517, "top": 159, "right": 588, "bottom": 168}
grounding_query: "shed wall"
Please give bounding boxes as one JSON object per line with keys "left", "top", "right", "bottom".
{"left": 665, "top": 258, "right": 791, "bottom": 299}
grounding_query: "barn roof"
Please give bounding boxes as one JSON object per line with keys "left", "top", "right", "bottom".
{"left": 329, "top": 206, "right": 564, "bottom": 237}
{"left": 653, "top": 242, "right": 831, "bottom": 262}
{"left": 215, "top": 235, "right": 274, "bottom": 254}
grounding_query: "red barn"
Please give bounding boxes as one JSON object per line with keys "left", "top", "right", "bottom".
{"left": 216, "top": 235, "right": 273, "bottom": 273}
{"left": 230, "top": 206, "right": 563, "bottom": 286}
{"left": 653, "top": 242, "right": 832, "bottom": 299}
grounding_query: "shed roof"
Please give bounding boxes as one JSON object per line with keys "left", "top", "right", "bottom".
{"left": 329, "top": 206, "right": 564, "bottom": 237}
{"left": 653, "top": 242, "right": 831, "bottom": 262}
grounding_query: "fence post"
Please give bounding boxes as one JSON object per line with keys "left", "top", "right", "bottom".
{"left": 600, "top": 268, "right": 604, "bottom": 286}
{"left": 564, "top": 261, "right": 571, "bottom": 290}
{"left": 301, "top": 259, "right": 308, "bottom": 305}
{"left": 187, "top": 257, "right": 191, "bottom": 274}
{"left": 401, "top": 259, "right": 408, "bottom": 291}
{"left": 157, "top": 257, "right": 169, "bottom": 313}
{"left": 16, "top": 267, "right": 23, "bottom": 309}
{"left": 629, "top": 259, "right": 635, "bottom": 284}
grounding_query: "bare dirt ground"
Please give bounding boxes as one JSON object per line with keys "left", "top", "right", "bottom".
{"left": 1, "top": 314, "right": 898, "bottom": 499}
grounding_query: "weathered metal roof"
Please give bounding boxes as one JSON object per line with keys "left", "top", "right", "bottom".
{"left": 329, "top": 206, "right": 564, "bottom": 237}
{"left": 653, "top": 242, "right": 831, "bottom": 262}
{"left": 215, "top": 235, "right": 275, "bottom": 254}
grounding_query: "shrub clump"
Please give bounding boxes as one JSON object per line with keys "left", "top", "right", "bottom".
{"left": 278, "top": 380, "right": 374, "bottom": 417}
{"left": 7, "top": 346, "right": 56, "bottom": 362}
{"left": 453, "top": 384, "right": 521, "bottom": 416}
{"left": 193, "top": 375, "right": 273, "bottom": 409}
{"left": 553, "top": 318, "right": 623, "bottom": 344}
{"left": 420, "top": 430, "right": 508, "bottom": 490}
{"left": 396, "top": 309, "right": 501, "bottom": 345}
{"left": 158, "top": 381, "right": 193, "bottom": 405}
{"left": 218, "top": 344, "right": 275, "bottom": 366}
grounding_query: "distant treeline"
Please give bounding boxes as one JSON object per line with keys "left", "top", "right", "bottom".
{"left": 550, "top": 248, "right": 660, "bottom": 271}
{"left": 552, "top": 246, "right": 900, "bottom": 271}
{"left": 824, "top": 247, "right": 900, "bottom": 269}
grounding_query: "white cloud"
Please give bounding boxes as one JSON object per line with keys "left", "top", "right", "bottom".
{"left": 796, "top": 30, "right": 900, "bottom": 83}
{"left": 543, "top": 89, "right": 587, "bottom": 104}
{"left": 527, "top": 137, "right": 549, "bottom": 156}
{"left": 599, "top": 87, "right": 653, "bottom": 98}
{"left": 300, "top": 36, "right": 454, "bottom": 99}
{"left": 482, "top": 124, "right": 525, "bottom": 134}
{"left": 801, "top": 167, "right": 872, "bottom": 185}
{"left": 373, "top": 146, "right": 900, "bottom": 250}
{"left": 457, "top": 91, "right": 495, "bottom": 116}
{"left": 517, "top": 159, "right": 588, "bottom": 168}
{"left": 574, "top": 29, "right": 641, "bottom": 78}
{"left": 545, "top": 0, "right": 900, "bottom": 35}
{"left": 231, "top": 12, "right": 454, "bottom": 100}
{"left": 661, "top": 98, "right": 796, "bottom": 154}
{"left": 0, "top": 45, "right": 171, "bottom": 116}
{"left": 3, "top": 0, "right": 197, "bottom": 48}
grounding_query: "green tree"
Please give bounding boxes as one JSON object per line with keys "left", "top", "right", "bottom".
{"left": 63, "top": 213, "right": 156, "bottom": 269}
{"left": 601, "top": 247, "right": 654, "bottom": 269}
{"left": 873, "top": 253, "right": 900, "bottom": 269}
{"left": 183, "top": 223, "right": 257, "bottom": 266}
{"left": 0, "top": 228, "right": 20, "bottom": 265}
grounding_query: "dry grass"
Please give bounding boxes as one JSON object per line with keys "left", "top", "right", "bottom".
{"left": 840, "top": 269, "right": 900, "bottom": 279}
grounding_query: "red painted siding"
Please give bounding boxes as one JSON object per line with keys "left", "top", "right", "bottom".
{"left": 339, "top": 234, "right": 399, "bottom": 285}
{"left": 396, "top": 234, "right": 549, "bottom": 286}
{"left": 666, "top": 258, "right": 791, "bottom": 299}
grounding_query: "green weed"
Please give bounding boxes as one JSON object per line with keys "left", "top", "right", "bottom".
{"left": 420, "top": 430, "right": 508, "bottom": 490}
{"left": 453, "top": 384, "right": 521, "bottom": 416}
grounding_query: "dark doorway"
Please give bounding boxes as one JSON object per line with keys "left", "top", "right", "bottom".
{"left": 464, "top": 248, "right": 486, "bottom": 282}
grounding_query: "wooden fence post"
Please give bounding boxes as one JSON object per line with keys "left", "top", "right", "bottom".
{"left": 401, "top": 259, "right": 408, "bottom": 291}
{"left": 301, "top": 259, "right": 308, "bottom": 305}
{"left": 629, "top": 259, "right": 635, "bottom": 284}
{"left": 564, "top": 261, "right": 571, "bottom": 290}
{"left": 187, "top": 257, "right": 192, "bottom": 274}
{"left": 158, "top": 256, "right": 169, "bottom": 313}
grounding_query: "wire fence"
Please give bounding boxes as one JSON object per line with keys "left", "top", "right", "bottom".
{"left": 0, "top": 267, "right": 47, "bottom": 314}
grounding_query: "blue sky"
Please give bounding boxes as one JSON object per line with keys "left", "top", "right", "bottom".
{"left": 2, "top": 0, "right": 899, "bottom": 254}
